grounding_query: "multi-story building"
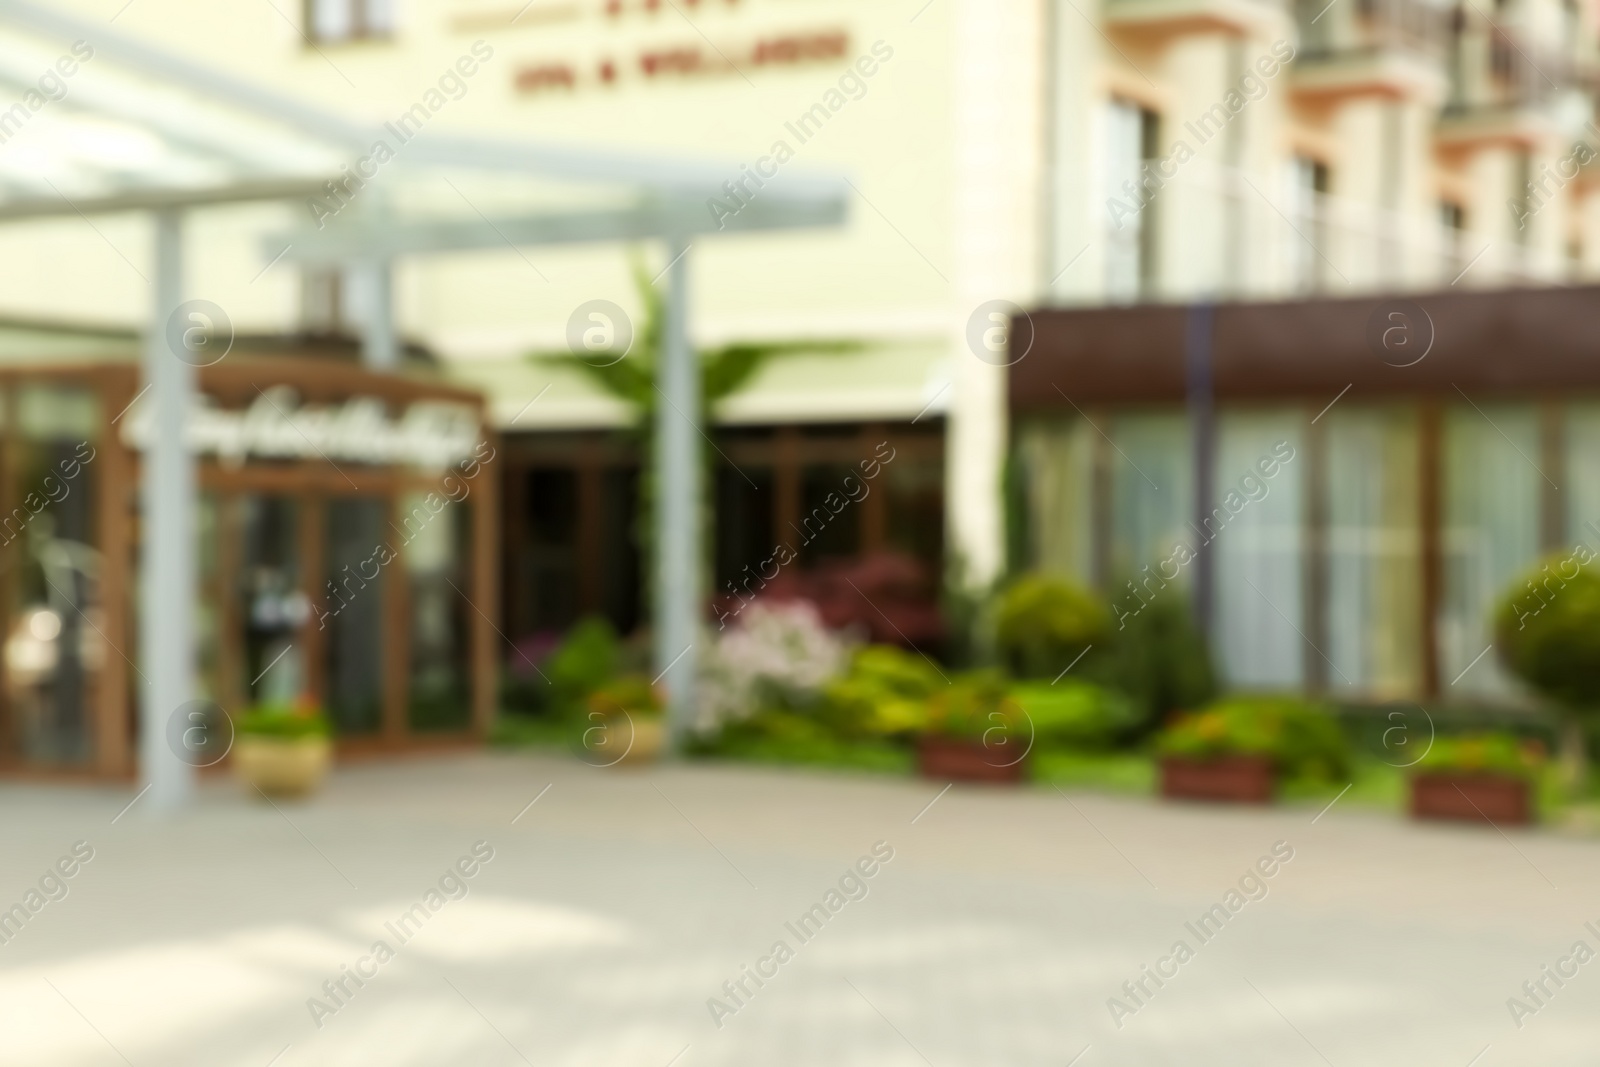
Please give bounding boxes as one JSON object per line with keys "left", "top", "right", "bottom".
{"left": 5, "top": 0, "right": 1597, "bottom": 702}
{"left": 1050, "top": 0, "right": 1600, "bottom": 303}
{"left": 1018, "top": 0, "right": 1600, "bottom": 702}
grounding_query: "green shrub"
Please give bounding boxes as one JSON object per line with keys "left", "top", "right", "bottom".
{"left": 819, "top": 645, "right": 944, "bottom": 738}
{"left": 691, "top": 709, "right": 913, "bottom": 772}
{"left": 924, "top": 670, "right": 1017, "bottom": 742}
{"left": 1494, "top": 553, "right": 1600, "bottom": 784}
{"left": 237, "top": 703, "right": 332, "bottom": 740}
{"left": 1092, "top": 590, "right": 1217, "bottom": 734}
{"left": 1416, "top": 732, "right": 1546, "bottom": 781}
{"left": 501, "top": 672, "right": 552, "bottom": 716}
{"left": 585, "top": 673, "right": 661, "bottom": 719}
{"left": 545, "top": 617, "right": 620, "bottom": 716}
{"left": 1009, "top": 680, "right": 1139, "bottom": 750}
{"left": 1495, "top": 556, "right": 1600, "bottom": 711}
{"left": 713, "top": 708, "right": 833, "bottom": 746}
{"left": 994, "top": 574, "right": 1109, "bottom": 679}
{"left": 1156, "top": 695, "right": 1348, "bottom": 781}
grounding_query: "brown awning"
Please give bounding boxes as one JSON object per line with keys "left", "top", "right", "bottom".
{"left": 1010, "top": 285, "right": 1600, "bottom": 409}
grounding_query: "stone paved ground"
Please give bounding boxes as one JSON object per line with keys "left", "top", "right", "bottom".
{"left": 0, "top": 752, "right": 1596, "bottom": 1066}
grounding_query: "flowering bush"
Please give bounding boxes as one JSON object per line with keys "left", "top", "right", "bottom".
{"left": 1417, "top": 733, "right": 1546, "bottom": 781}
{"left": 697, "top": 600, "right": 851, "bottom": 733}
{"left": 924, "top": 670, "right": 1018, "bottom": 741}
{"left": 1156, "top": 695, "right": 1348, "bottom": 781}
{"left": 819, "top": 645, "right": 944, "bottom": 739}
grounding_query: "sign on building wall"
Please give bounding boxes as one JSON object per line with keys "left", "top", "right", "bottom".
{"left": 119, "top": 385, "right": 482, "bottom": 469}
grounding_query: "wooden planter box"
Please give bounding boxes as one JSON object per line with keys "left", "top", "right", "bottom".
{"left": 1410, "top": 772, "right": 1533, "bottom": 825}
{"left": 1160, "top": 755, "right": 1275, "bottom": 804}
{"left": 917, "top": 736, "right": 1027, "bottom": 783}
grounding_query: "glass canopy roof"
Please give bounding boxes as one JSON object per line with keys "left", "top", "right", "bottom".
{"left": 0, "top": 0, "right": 848, "bottom": 252}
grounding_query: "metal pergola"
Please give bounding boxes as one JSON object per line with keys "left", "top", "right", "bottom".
{"left": 0, "top": 0, "right": 848, "bottom": 806}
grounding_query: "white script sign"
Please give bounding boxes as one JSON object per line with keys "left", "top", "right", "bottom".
{"left": 120, "top": 386, "right": 481, "bottom": 469}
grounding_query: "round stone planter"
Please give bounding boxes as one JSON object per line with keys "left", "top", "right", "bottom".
{"left": 234, "top": 735, "right": 332, "bottom": 798}
{"left": 1410, "top": 772, "right": 1533, "bottom": 825}
{"left": 1160, "top": 755, "right": 1276, "bottom": 804}
{"left": 589, "top": 715, "right": 665, "bottom": 767}
{"left": 917, "top": 736, "right": 1027, "bottom": 783}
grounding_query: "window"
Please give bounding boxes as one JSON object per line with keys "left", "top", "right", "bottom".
{"left": 1513, "top": 150, "right": 1532, "bottom": 246}
{"left": 1287, "top": 155, "right": 1329, "bottom": 292}
{"left": 1105, "top": 99, "right": 1160, "bottom": 302}
{"left": 1440, "top": 199, "right": 1466, "bottom": 279}
{"left": 299, "top": 267, "right": 343, "bottom": 333}
{"left": 1323, "top": 409, "right": 1422, "bottom": 695}
{"left": 1440, "top": 405, "right": 1540, "bottom": 697}
{"left": 306, "top": 0, "right": 394, "bottom": 43}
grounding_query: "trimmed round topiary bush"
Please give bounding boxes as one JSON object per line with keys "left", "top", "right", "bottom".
{"left": 1494, "top": 551, "right": 1600, "bottom": 787}
{"left": 994, "top": 574, "right": 1109, "bottom": 680}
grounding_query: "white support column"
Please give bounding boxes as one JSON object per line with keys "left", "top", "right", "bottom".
{"left": 655, "top": 239, "right": 698, "bottom": 748}
{"left": 359, "top": 259, "right": 397, "bottom": 369}
{"left": 948, "top": 0, "right": 1045, "bottom": 591}
{"left": 140, "top": 208, "right": 195, "bottom": 810}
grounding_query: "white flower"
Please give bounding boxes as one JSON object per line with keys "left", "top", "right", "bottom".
{"left": 695, "top": 600, "right": 851, "bottom": 733}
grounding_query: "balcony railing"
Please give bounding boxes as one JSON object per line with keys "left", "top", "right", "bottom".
{"left": 1296, "top": 0, "right": 1452, "bottom": 61}
{"left": 1445, "top": 9, "right": 1598, "bottom": 114}
{"left": 1059, "top": 159, "right": 1562, "bottom": 305}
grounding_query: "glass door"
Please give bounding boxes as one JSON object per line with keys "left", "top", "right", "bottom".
{"left": 404, "top": 492, "right": 471, "bottom": 732}
{"left": 323, "top": 496, "right": 387, "bottom": 736}
{"left": 2, "top": 383, "right": 102, "bottom": 767}
{"left": 237, "top": 495, "right": 307, "bottom": 707}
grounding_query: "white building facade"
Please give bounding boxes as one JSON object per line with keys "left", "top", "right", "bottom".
{"left": 4, "top": 0, "right": 1598, "bottom": 612}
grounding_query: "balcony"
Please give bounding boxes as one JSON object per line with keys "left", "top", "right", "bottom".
{"left": 1296, "top": 0, "right": 1452, "bottom": 61}
{"left": 1060, "top": 159, "right": 1562, "bottom": 307}
{"left": 1103, "top": 0, "right": 1288, "bottom": 37}
{"left": 1443, "top": 8, "right": 1600, "bottom": 121}
{"left": 1292, "top": 0, "right": 1453, "bottom": 99}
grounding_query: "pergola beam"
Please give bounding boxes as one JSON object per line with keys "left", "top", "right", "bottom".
{"left": 0, "top": 1, "right": 846, "bottom": 198}
{"left": 267, "top": 196, "right": 849, "bottom": 262}
{"left": 0, "top": 64, "right": 313, "bottom": 177}
{"left": 0, "top": 177, "right": 335, "bottom": 221}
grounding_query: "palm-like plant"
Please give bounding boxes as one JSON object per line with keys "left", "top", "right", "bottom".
{"left": 530, "top": 255, "right": 861, "bottom": 614}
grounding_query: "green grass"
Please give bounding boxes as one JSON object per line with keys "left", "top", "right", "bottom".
{"left": 1275, "top": 758, "right": 1405, "bottom": 810}
{"left": 1029, "top": 749, "right": 1156, "bottom": 793}
{"left": 492, "top": 710, "right": 915, "bottom": 774}
{"left": 693, "top": 734, "right": 914, "bottom": 774}
{"left": 489, "top": 715, "right": 1598, "bottom": 829}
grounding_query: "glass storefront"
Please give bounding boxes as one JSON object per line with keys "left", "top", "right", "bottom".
{"left": 0, "top": 360, "right": 494, "bottom": 778}
{"left": 1017, "top": 399, "right": 1580, "bottom": 703}
{"left": 4, "top": 384, "right": 102, "bottom": 767}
